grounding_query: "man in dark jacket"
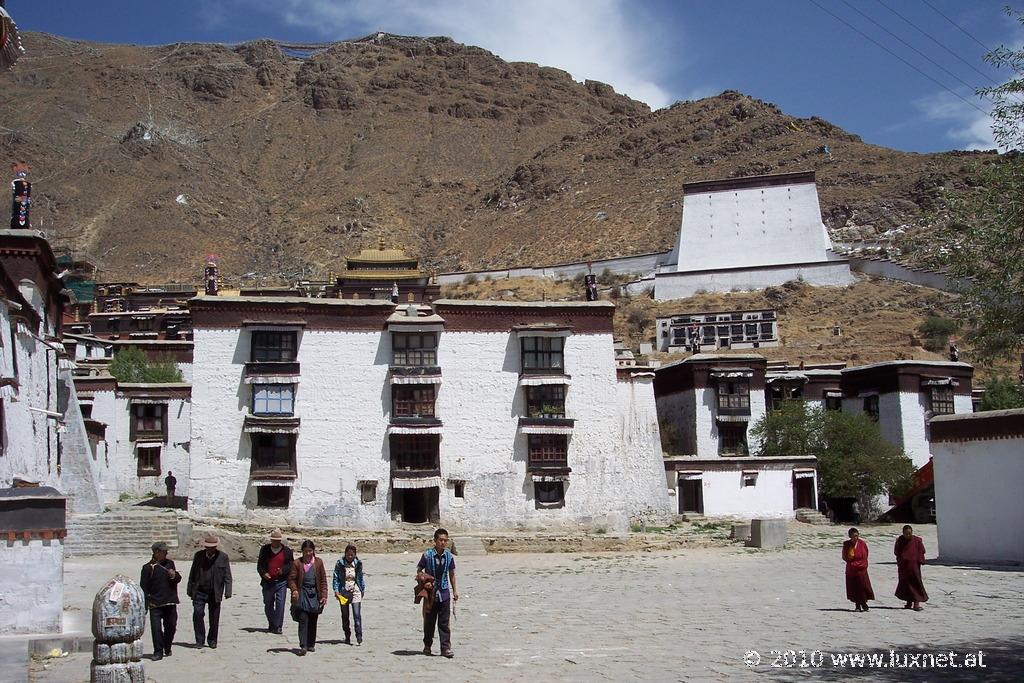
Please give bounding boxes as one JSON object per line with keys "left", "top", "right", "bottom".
{"left": 186, "top": 534, "right": 232, "bottom": 648}
{"left": 256, "top": 528, "right": 293, "bottom": 634}
{"left": 140, "top": 541, "right": 181, "bottom": 660}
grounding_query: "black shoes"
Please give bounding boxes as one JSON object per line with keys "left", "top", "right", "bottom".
{"left": 152, "top": 653, "right": 163, "bottom": 661}
{"left": 298, "top": 647, "right": 307, "bottom": 656}
{"left": 442, "top": 649, "right": 454, "bottom": 659}
{"left": 164, "top": 648, "right": 172, "bottom": 657}
{"left": 423, "top": 646, "right": 432, "bottom": 656}
{"left": 308, "top": 645, "right": 315, "bottom": 653}
{"left": 208, "top": 642, "right": 218, "bottom": 649}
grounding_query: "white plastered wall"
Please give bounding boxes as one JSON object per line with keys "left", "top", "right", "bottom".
{"left": 698, "top": 466, "right": 805, "bottom": 518}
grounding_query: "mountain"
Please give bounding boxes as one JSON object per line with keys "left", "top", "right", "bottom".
{"left": 0, "top": 32, "right": 998, "bottom": 283}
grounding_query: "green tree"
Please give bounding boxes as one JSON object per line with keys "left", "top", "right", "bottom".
{"left": 108, "top": 347, "right": 183, "bottom": 383}
{"left": 934, "top": 9, "right": 1024, "bottom": 361}
{"left": 751, "top": 402, "right": 916, "bottom": 515}
{"left": 979, "top": 375, "right": 1024, "bottom": 411}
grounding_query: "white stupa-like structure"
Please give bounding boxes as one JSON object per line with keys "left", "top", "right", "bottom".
{"left": 654, "top": 170, "right": 854, "bottom": 300}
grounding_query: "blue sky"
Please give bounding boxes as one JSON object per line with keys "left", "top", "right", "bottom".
{"left": 9, "top": 0, "right": 1022, "bottom": 152}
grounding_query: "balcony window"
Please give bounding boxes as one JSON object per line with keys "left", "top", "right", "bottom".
{"left": 251, "top": 331, "right": 297, "bottom": 362}
{"left": 528, "top": 434, "right": 568, "bottom": 469}
{"left": 716, "top": 381, "right": 750, "bottom": 413}
{"left": 768, "top": 385, "right": 802, "bottom": 411}
{"left": 130, "top": 404, "right": 167, "bottom": 442}
{"left": 534, "top": 481, "right": 565, "bottom": 508}
{"left": 526, "top": 385, "right": 566, "bottom": 418}
{"left": 252, "top": 384, "right": 295, "bottom": 416}
{"left": 929, "top": 387, "right": 955, "bottom": 415}
{"left": 824, "top": 393, "right": 843, "bottom": 411}
{"left": 392, "top": 332, "right": 437, "bottom": 366}
{"left": 391, "top": 434, "right": 440, "bottom": 472}
{"left": 718, "top": 423, "right": 748, "bottom": 456}
{"left": 251, "top": 433, "right": 296, "bottom": 475}
{"left": 521, "top": 336, "right": 564, "bottom": 372}
{"left": 393, "top": 385, "right": 436, "bottom": 418}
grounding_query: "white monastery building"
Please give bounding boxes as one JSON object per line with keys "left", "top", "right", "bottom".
{"left": 930, "top": 409, "right": 1024, "bottom": 565}
{"left": 654, "top": 354, "right": 819, "bottom": 519}
{"left": 188, "top": 295, "right": 670, "bottom": 531}
{"left": 655, "top": 171, "right": 855, "bottom": 300}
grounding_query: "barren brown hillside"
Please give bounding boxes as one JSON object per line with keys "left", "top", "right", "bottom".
{"left": 0, "top": 32, "right": 998, "bottom": 282}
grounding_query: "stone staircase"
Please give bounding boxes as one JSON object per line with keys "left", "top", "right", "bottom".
{"left": 795, "top": 508, "right": 831, "bottom": 526}
{"left": 65, "top": 508, "right": 180, "bottom": 557}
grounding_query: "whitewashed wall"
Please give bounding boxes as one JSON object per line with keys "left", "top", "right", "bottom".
{"left": 654, "top": 261, "right": 854, "bottom": 300}
{"left": 0, "top": 539, "right": 63, "bottom": 634}
{"left": 934, "top": 435, "right": 1024, "bottom": 564}
{"left": 698, "top": 467, "right": 803, "bottom": 518}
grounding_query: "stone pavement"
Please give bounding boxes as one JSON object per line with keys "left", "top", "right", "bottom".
{"left": 28, "top": 525, "right": 1024, "bottom": 682}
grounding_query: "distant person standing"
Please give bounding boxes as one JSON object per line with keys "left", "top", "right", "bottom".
{"left": 140, "top": 541, "right": 181, "bottom": 660}
{"left": 842, "top": 528, "right": 874, "bottom": 612}
{"left": 332, "top": 544, "right": 366, "bottom": 645}
{"left": 416, "top": 528, "right": 459, "bottom": 658}
{"left": 186, "top": 535, "right": 232, "bottom": 648}
{"left": 894, "top": 525, "right": 929, "bottom": 611}
{"left": 257, "top": 529, "right": 293, "bottom": 634}
{"left": 164, "top": 471, "right": 176, "bottom": 504}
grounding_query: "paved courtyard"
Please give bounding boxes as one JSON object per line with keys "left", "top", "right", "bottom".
{"left": 29, "top": 525, "right": 1024, "bottom": 682}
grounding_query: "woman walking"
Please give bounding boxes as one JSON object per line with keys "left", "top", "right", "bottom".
{"left": 894, "top": 525, "right": 928, "bottom": 611}
{"left": 288, "top": 540, "right": 327, "bottom": 655}
{"left": 842, "top": 527, "right": 874, "bottom": 612}
{"left": 332, "top": 544, "right": 366, "bottom": 645}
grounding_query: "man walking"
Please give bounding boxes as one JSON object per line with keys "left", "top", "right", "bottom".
{"left": 186, "top": 534, "right": 232, "bottom": 648}
{"left": 416, "top": 528, "right": 459, "bottom": 658}
{"left": 256, "top": 529, "right": 292, "bottom": 634}
{"left": 140, "top": 541, "right": 181, "bottom": 660}
{"left": 164, "top": 471, "right": 176, "bottom": 504}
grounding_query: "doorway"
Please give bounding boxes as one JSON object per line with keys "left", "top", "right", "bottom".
{"left": 393, "top": 486, "right": 439, "bottom": 523}
{"left": 678, "top": 476, "right": 704, "bottom": 515}
{"left": 793, "top": 474, "right": 816, "bottom": 510}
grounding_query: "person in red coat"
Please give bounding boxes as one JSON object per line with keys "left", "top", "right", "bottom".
{"left": 894, "top": 525, "right": 928, "bottom": 611}
{"left": 842, "top": 527, "right": 874, "bottom": 612}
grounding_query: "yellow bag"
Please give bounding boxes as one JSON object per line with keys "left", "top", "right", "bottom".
{"left": 337, "top": 590, "right": 353, "bottom": 606}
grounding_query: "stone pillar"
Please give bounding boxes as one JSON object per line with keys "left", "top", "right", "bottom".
{"left": 90, "top": 576, "right": 145, "bottom": 683}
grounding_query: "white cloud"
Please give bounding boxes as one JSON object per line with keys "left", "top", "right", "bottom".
{"left": 258, "top": 0, "right": 675, "bottom": 109}
{"left": 913, "top": 91, "right": 998, "bottom": 151}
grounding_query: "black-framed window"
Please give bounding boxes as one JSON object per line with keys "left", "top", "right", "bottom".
{"left": 521, "top": 336, "right": 564, "bottom": 371}
{"left": 526, "top": 385, "right": 566, "bottom": 418}
{"left": 251, "top": 331, "right": 297, "bottom": 362}
{"left": 360, "top": 481, "right": 377, "bottom": 504}
{"left": 251, "top": 433, "right": 296, "bottom": 473}
{"left": 768, "top": 385, "right": 803, "bottom": 411}
{"left": 252, "top": 384, "right": 295, "bottom": 415}
{"left": 137, "top": 446, "right": 161, "bottom": 476}
{"left": 392, "top": 333, "right": 437, "bottom": 366}
{"left": 929, "top": 387, "right": 955, "bottom": 415}
{"left": 824, "top": 394, "right": 843, "bottom": 411}
{"left": 256, "top": 486, "right": 291, "bottom": 508}
{"left": 534, "top": 481, "right": 565, "bottom": 508}
{"left": 716, "top": 381, "right": 750, "bottom": 411}
{"left": 131, "top": 404, "right": 167, "bottom": 441}
{"left": 863, "top": 395, "right": 880, "bottom": 422}
{"left": 391, "top": 434, "right": 439, "bottom": 471}
{"left": 392, "top": 385, "right": 436, "bottom": 418}
{"left": 718, "top": 423, "right": 748, "bottom": 456}
{"left": 528, "top": 434, "right": 568, "bottom": 468}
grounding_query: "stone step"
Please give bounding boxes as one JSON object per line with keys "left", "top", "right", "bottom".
{"left": 795, "top": 508, "right": 831, "bottom": 525}
{"left": 450, "top": 538, "right": 487, "bottom": 556}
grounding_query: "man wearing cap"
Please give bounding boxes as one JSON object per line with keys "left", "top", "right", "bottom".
{"left": 140, "top": 541, "right": 181, "bottom": 660}
{"left": 256, "top": 529, "right": 293, "bottom": 634}
{"left": 186, "top": 534, "right": 232, "bottom": 649}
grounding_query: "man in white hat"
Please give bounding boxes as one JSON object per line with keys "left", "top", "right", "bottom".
{"left": 256, "top": 529, "right": 293, "bottom": 634}
{"left": 186, "top": 534, "right": 232, "bottom": 648}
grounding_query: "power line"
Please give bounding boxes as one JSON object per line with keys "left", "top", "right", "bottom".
{"left": 874, "top": 0, "right": 1003, "bottom": 89}
{"left": 806, "top": 0, "right": 990, "bottom": 117}
{"left": 919, "top": 0, "right": 994, "bottom": 53}
{"left": 840, "top": 0, "right": 980, "bottom": 95}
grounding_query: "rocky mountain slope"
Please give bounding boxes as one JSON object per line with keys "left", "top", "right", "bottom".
{"left": 0, "top": 32, "right": 998, "bottom": 282}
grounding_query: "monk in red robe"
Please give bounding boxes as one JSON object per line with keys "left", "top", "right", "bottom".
{"left": 842, "top": 527, "right": 874, "bottom": 612}
{"left": 894, "top": 525, "right": 928, "bottom": 610}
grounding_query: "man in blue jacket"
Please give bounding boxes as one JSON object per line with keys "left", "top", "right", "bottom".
{"left": 416, "top": 528, "right": 459, "bottom": 658}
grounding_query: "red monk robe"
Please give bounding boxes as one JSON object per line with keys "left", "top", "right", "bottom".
{"left": 842, "top": 538, "right": 875, "bottom": 605}
{"left": 894, "top": 534, "right": 929, "bottom": 604}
